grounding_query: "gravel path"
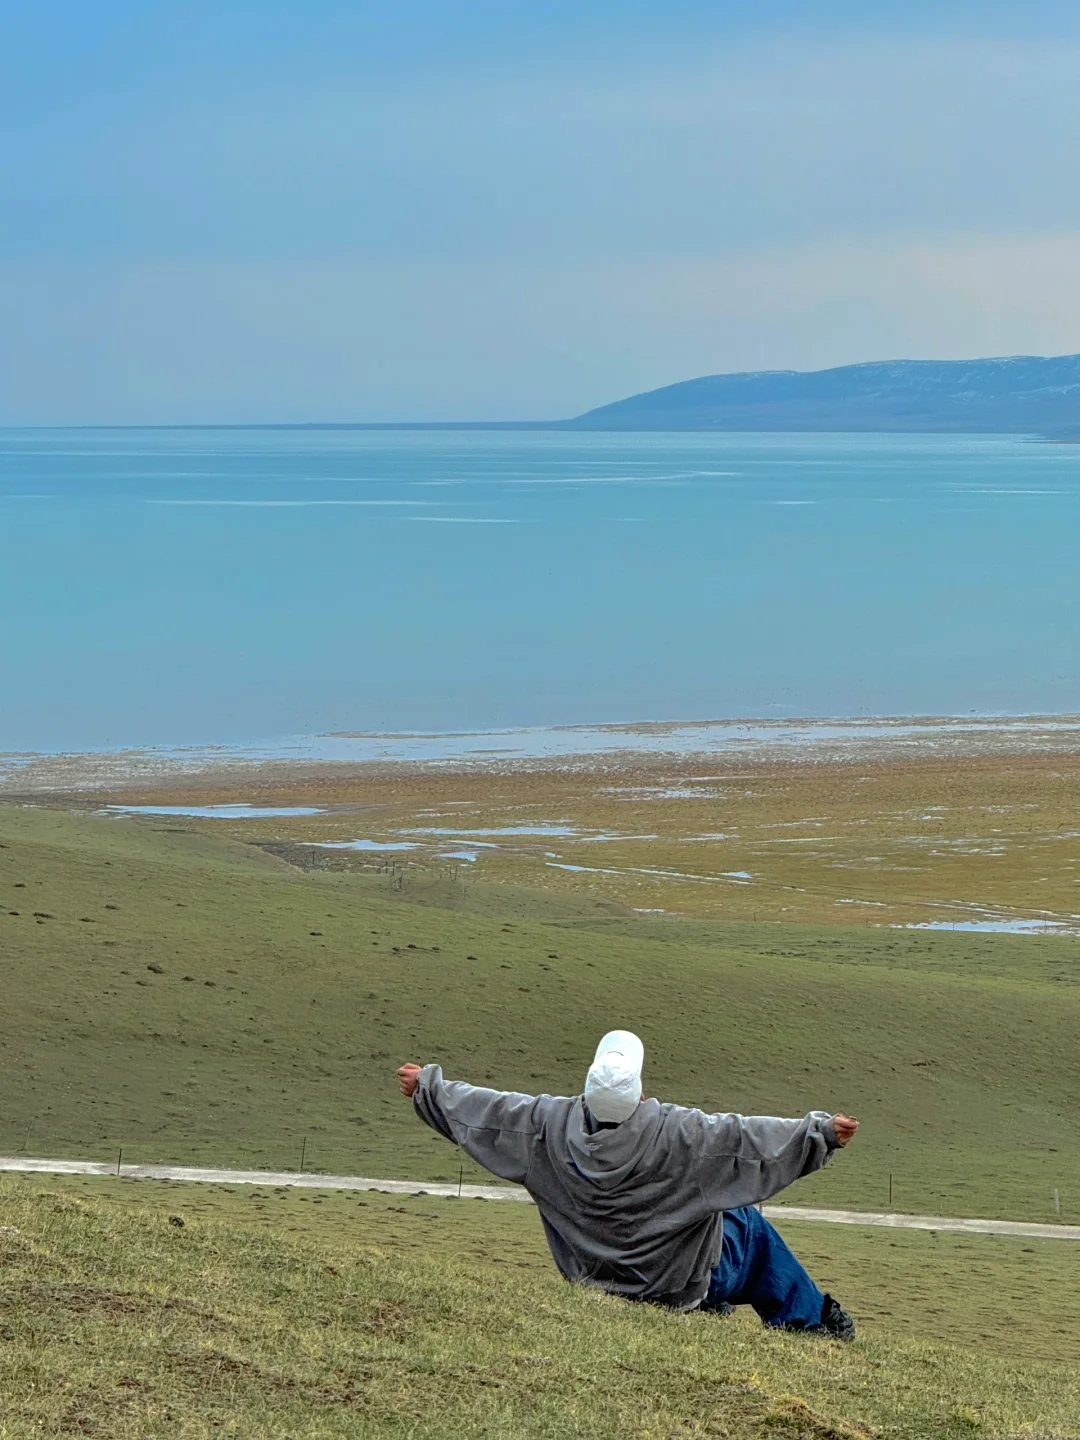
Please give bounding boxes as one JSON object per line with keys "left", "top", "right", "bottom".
{"left": 3, "top": 1155, "right": 1078, "bottom": 1240}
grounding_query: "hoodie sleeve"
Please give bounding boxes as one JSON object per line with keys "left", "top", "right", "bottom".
{"left": 411, "top": 1063, "right": 545, "bottom": 1184}
{"left": 683, "top": 1108, "right": 838, "bottom": 1210}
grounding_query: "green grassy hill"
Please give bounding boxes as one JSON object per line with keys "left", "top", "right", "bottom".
{"left": 2, "top": 1179, "right": 1078, "bottom": 1439}
{"left": 2, "top": 805, "right": 1078, "bottom": 1223}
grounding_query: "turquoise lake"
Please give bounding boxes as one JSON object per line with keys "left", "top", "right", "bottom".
{"left": 1, "top": 428, "right": 1079, "bottom": 752}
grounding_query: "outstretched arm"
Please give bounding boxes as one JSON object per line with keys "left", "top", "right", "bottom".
{"left": 397, "top": 1061, "right": 544, "bottom": 1184}
{"left": 691, "top": 1107, "right": 859, "bottom": 1210}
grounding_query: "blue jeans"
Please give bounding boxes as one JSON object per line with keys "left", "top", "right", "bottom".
{"left": 701, "top": 1206, "right": 824, "bottom": 1329}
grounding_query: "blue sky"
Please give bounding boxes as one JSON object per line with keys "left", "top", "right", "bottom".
{"left": 4, "top": 1, "right": 1080, "bottom": 422}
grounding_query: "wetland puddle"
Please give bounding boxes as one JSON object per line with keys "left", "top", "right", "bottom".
{"left": 105, "top": 803, "right": 326, "bottom": 818}
{"left": 899, "top": 918, "right": 1080, "bottom": 935}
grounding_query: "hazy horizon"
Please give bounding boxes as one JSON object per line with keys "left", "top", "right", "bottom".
{"left": 9, "top": 349, "right": 1080, "bottom": 432}
{"left": 5, "top": 2, "right": 1080, "bottom": 425}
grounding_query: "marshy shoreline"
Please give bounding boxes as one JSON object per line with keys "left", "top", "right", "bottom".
{"left": 5, "top": 712, "right": 1080, "bottom": 797}
{"left": 5, "top": 714, "right": 1080, "bottom": 938}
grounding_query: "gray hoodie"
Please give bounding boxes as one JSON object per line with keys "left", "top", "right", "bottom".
{"left": 413, "top": 1064, "right": 838, "bottom": 1310}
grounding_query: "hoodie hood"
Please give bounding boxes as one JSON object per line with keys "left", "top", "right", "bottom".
{"left": 565, "top": 1095, "right": 665, "bottom": 1190}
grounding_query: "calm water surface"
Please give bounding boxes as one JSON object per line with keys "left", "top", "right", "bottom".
{"left": 2, "top": 429, "right": 1079, "bottom": 751}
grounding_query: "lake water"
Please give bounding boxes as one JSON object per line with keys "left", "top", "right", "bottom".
{"left": 2, "top": 428, "right": 1079, "bottom": 753}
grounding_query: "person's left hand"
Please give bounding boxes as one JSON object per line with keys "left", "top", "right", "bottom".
{"left": 398, "top": 1063, "right": 422, "bottom": 1098}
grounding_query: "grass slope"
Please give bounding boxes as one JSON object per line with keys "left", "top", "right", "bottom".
{"left": 13, "top": 1173, "right": 1080, "bottom": 1365}
{"left": 2, "top": 1180, "right": 1078, "bottom": 1439}
{"left": 2, "top": 806, "right": 1078, "bottom": 1222}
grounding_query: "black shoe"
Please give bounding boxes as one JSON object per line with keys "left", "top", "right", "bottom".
{"left": 818, "top": 1293, "right": 856, "bottom": 1341}
{"left": 703, "top": 1300, "right": 736, "bottom": 1317}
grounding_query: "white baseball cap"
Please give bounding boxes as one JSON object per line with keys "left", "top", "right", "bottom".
{"left": 583, "top": 1029, "right": 645, "bottom": 1123}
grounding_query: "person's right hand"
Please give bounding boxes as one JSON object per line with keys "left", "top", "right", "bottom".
{"left": 398, "top": 1063, "right": 422, "bottom": 1098}
{"left": 832, "top": 1114, "right": 859, "bottom": 1146}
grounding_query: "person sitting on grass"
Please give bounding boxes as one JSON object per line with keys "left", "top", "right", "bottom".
{"left": 397, "top": 1029, "right": 859, "bottom": 1338}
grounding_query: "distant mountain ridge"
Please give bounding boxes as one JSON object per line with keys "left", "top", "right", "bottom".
{"left": 563, "top": 354, "right": 1080, "bottom": 434}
